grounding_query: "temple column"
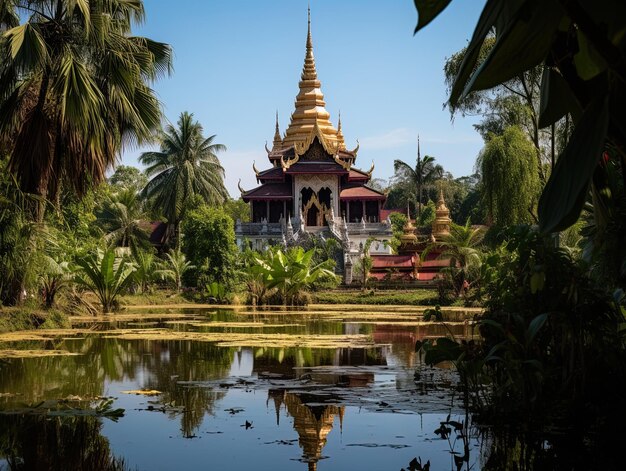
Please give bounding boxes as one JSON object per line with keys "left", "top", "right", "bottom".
{"left": 346, "top": 201, "right": 350, "bottom": 222}
{"left": 362, "top": 201, "right": 365, "bottom": 222}
{"left": 283, "top": 201, "right": 286, "bottom": 220}
{"left": 266, "top": 201, "right": 270, "bottom": 221}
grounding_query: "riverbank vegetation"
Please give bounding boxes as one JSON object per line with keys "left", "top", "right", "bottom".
{"left": 413, "top": 1, "right": 626, "bottom": 468}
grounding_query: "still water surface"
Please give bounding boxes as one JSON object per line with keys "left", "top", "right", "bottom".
{"left": 0, "top": 306, "right": 478, "bottom": 470}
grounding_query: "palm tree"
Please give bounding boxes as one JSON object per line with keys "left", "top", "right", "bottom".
{"left": 0, "top": 1, "right": 172, "bottom": 219}
{"left": 140, "top": 112, "right": 228, "bottom": 248}
{"left": 156, "top": 248, "right": 195, "bottom": 293}
{"left": 98, "top": 189, "right": 150, "bottom": 254}
{"left": 393, "top": 138, "right": 443, "bottom": 216}
{"left": 439, "top": 219, "right": 485, "bottom": 296}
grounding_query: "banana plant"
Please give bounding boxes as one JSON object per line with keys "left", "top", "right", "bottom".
{"left": 74, "top": 247, "right": 137, "bottom": 313}
{"left": 250, "top": 247, "right": 336, "bottom": 305}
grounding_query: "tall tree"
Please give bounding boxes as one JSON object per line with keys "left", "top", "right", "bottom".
{"left": 97, "top": 188, "right": 149, "bottom": 254}
{"left": 393, "top": 137, "right": 443, "bottom": 216}
{"left": 414, "top": 0, "right": 626, "bottom": 235}
{"left": 443, "top": 38, "right": 573, "bottom": 185}
{"left": 0, "top": 0, "right": 172, "bottom": 218}
{"left": 108, "top": 166, "right": 148, "bottom": 193}
{"left": 477, "top": 126, "right": 540, "bottom": 226}
{"left": 140, "top": 112, "right": 228, "bottom": 248}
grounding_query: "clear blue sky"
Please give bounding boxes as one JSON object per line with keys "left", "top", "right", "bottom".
{"left": 123, "top": 0, "right": 487, "bottom": 197}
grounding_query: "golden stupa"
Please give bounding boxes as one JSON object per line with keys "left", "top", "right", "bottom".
{"left": 432, "top": 188, "right": 452, "bottom": 241}
{"left": 281, "top": 8, "right": 344, "bottom": 153}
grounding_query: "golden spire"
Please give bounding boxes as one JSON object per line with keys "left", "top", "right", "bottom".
{"left": 336, "top": 111, "right": 345, "bottom": 150}
{"left": 272, "top": 110, "right": 283, "bottom": 151}
{"left": 282, "top": 6, "right": 341, "bottom": 152}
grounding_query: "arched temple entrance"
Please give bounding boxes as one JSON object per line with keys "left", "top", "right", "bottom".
{"left": 301, "top": 187, "right": 331, "bottom": 227}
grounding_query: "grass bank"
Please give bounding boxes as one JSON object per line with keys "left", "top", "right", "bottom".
{"left": 0, "top": 307, "right": 70, "bottom": 333}
{"left": 313, "top": 289, "right": 442, "bottom": 306}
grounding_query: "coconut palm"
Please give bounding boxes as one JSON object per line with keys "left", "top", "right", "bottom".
{"left": 439, "top": 219, "right": 485, "bottom": 296}
{"left": 140, "top": 112, "right": 228, "bottom": 248}
{"left": 98, "top": 188, "right": 150, "bottom": 254}
{"left": 393, "top": 141, "right": 443, "bottom": 216}
{"left": 0, "top": 1, "right": 172, "bottom": 218}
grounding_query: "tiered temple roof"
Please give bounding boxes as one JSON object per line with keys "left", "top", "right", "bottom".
{"left": 240, "top": 8, "right": 381, "bottom": 206}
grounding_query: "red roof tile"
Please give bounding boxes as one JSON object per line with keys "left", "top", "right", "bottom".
{"left": 348, "top": 168, "right": 369, "bottom": 181}
{"left": 340, "top": 185, "right": 386, "bottom": 201}
{"left": 256, "top": 166, "right": 284, "bottom": 181}
{"left": 371, "top": 255, "right": 416, "bottom": 269}
{"left": 379, "top": 209, "right": 405, "bottom": 220}
{"left": 242, "top": 183, "right": 292, "bottom": 201}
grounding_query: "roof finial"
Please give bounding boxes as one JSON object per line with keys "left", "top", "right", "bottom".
{"left": 272, "top": 110, "right": 282, "bottom": 150}
{"left": 307, "top": 4, "right": 312, "bottom": 49}
{"left": 336, "top": 110, "right": 345, "bottom": 149}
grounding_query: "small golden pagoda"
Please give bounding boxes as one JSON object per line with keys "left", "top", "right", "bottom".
{"left": 399, "top": 208, "right": 418, "bottom": 246}
{"left": 432, "top": 188, "right": 451, "bottom": 241}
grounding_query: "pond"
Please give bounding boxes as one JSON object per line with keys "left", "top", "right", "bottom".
{"left": 0, "top": 305, "right": 480, "bottom": 471}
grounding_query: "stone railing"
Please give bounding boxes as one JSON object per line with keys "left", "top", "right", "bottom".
{"left": 235, "top": 222, "right": 284, "bottom": 236}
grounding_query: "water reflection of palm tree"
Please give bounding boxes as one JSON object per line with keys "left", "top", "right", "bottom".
{"left": 0, "top": 416, "right": 129, "bottom": 470}
{"left": 140, "top": 340, "right": 234, "bottom": 437}
{"left": 269, "top": 389, "right": 345, "bottom": 471}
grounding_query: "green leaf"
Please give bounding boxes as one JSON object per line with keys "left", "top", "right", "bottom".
{"left": 449, "top": 0, "right": 525, "bottom": 106}
{"left": 530, "top": 271, "right": 545, "bottom": 294}
{"left": 423, "top": 337, "right": 462, "bottom": 365}
{"left": 538, "top": 97, "right": 609, "bottom": 233}
{"left": 4, "top": 23, "right": 48, "bottom": 68}
{"left": 413, "top": 0, "right": 453, "bottom": 33}
{"left": 527, "top": 313, "right": 548, "bottom": 343}
{"left": 460, "top": 0, "right": 565, "bottom": 99}
{"left": 574, "top": 30, "right": 608, "bottom": 81}
{"left": 538, "top": 66, "right": 581, "bottom": 128}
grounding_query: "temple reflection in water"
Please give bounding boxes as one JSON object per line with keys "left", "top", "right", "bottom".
{"left": 269, "top": 389, "right": 345, "bottom": 471}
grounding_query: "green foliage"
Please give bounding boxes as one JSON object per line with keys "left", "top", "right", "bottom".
{"left": 108, "top": 166, "right": 148, "bottom": 193}
{"left": 0, "top": 307, "right": 69, "bottom": 333}
{"left": 0, "top": 0, "right": 172, "bottom": 209}
{"left": 182, "top": 205, "right": 238, "bottom": 288}
{"left": 415, "top": 0, "right": 626, "bottom": 235}
{"left": 417, "top": 200, "right": 436, "bottom": 227}
{"left": 389, "top": 212, "right": 408, "bottom": 234}
{"left": 204, "top": 282, "right": 227, "bottom": 304}
{"left": 156, "top": 249, "right": 194, "bottom": 293}
{"left": 132, "top": 249, "right": 158, "bottom": 294}
{"left": 248, "top": 246, "right": 337, "bottom": 305}
{"left": 581, "top": 151, "right": 626, "bottom": 292}
{"left": 393, "top": 152, "right": 443, "bottom": 216}
{"left": 0, "top": 165, "right": 47, "bottom": 305}
{"left": 422, "top": 305, "right": 443, "bottom": 321}
{"left": 436, "top": 219, "right": 486, "bottom": 304}
{"left": 314, "top": 289, "right": 439, "bottom": 306}
{"left": 420, "top": 226, "right": 626, "bottom": 453}
{"left": 74, "top": 247, "right": 137, "bottom": 313}
{"left": 96, "top": 188, "right": 150, "bottom": 254}
{"left": 140, "top": 112, "right": 228, "bottom": 248}
{"left": 478, "top": 126, "right": 540, "bottom": 226}
{"left": 223, "top": 198, "right": 251, "bottom": 223}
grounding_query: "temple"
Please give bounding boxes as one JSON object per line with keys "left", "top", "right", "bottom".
{"left": 235, "top": 9, "right": 393, "bottom": 276}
